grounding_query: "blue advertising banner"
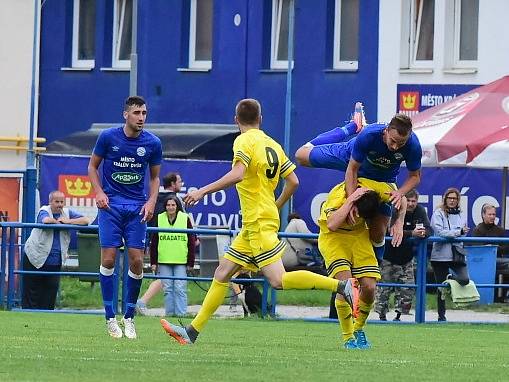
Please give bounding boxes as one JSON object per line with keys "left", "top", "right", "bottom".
{"left": 397, "top": 84, "right": 478, "bottom": 117}
{"left": 40, "top": 156, "right": 508, "bottom": 234}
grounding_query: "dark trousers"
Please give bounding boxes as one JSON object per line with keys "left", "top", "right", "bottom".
{"left": 22, "top": 255, "right": 61, "bottom": 310}
{"left": 431, "top": 261, "right": 469, "bottom": 320}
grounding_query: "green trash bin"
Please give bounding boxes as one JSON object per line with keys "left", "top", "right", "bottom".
{"left": 77, "top": 232, "right": 101, "bottom": 283}
{"left": 465, "top": 245, "right": 498, "bottom": 304}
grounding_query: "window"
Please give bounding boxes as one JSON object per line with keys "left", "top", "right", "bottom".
{"left": 72, "top": 0, "right": 96, "bottom": 68}
{"left": 189, "top": 0, "right": 213, "bottom": 69}
{"left": 454, "top": 0, "right": 478, "bottom": 66}
{"left": 112, "top": 0, "right": 133, "bottom": 69}
{"left": 271, "top": 0, "right": 293, "bottom": 69}
{"left": 400, "top": 0, "right": 435, "bottom": 69}
{"left": 333, "top": 0, "right": 359, "bottom": 70}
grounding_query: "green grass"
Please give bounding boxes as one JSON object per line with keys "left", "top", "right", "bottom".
{"left": 57, "top": 277, "right": 509, "bottom": 314}
{"left": 57, "top": 277, "right": 334, "bottom": 309}
{"left": 1, "top": 311, "right": 509, "bottom": 382}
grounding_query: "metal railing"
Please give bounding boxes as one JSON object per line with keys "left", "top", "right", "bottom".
{"left": 1, "top": 221, "right": 509, "bottom": 323}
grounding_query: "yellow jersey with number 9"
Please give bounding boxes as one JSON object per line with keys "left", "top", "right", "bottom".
{"left": 232, "top": 129, "right": 295, "bottom": 225}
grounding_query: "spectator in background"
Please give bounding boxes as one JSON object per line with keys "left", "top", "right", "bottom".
{"left": 149, "top": 195, "right": 196, "bottom": 316}
{"left": 375, "top": 189, "right": 431, "bottom": 321}
{"left": 430, "top": 187, "right": 470, "bottom": 322}
{"left": 282, "top": 212, "right": 318, "bottom": 269}
{"left": 22, "top": 190, "right": 90, "bottom": 310}
{"left": 137, "top": 172, "right": 187, "bottom": 314}
{"left": 473, "top": 203, "right": 509, "bottom": 259}
{"left": 472, "top": 204, "right": 509, "bottom": 301}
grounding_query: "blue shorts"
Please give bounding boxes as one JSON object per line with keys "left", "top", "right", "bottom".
{"left": 98, "top": 203, "right": 147, "bottom": 249}
{"left": 309, "top": 143, "right": 349, "bottom": 171}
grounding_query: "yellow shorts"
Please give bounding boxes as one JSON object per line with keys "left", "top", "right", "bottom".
{"left": 224, "top": 219, "right": 285, "bottom": 272}
{"left": 318, "top": 228, "right": 380, "bottom": 280}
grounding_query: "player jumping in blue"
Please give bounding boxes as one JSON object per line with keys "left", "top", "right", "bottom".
{"left": 295, "top": 103, "right": 422, "bottom": 257}
{"left": 88, "top": 96, "right": 162, "bottom": 339}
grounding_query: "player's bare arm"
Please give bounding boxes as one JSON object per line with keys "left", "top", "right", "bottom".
{"left": 88, "top": 154, "right": 109, "bottom": 209}
{"left": 184, "top": 161, "right": 247, "bottom": 206}
{"left": 390, "top": 169, "right": 421, "bottom": 209}
{"left": 389, "top": 195, "right": 407, "bottom": 247}
{"left": 140, "top": 164, "right": 161, "bottom": 222}
{"left": 345, "top": 159, "right": 362, "bottom": 223}
{"left": 275, "top": 171, "right": 299, "bottom": 210}
{"left": 327, "top": 187, "right": 370, "bottom": 231}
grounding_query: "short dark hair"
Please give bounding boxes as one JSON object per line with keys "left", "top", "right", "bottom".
{"left": 355, "top": 190, "right": 381, "bottom": 220}
{"left": 236, "top": 98, "right": 261, "bottom": 125}
{"left": 387, "top": 114, "right": 412, "bottom": 136}
{"left": 287, "top": 212, "right": 301, "bottom": 223}
{"left": 124, "top": 96, "right": 146, "bottom": 111}
{"left": 162, "top": 172, "right": 179, "bottom": 188}
{"left": 406, "top": 189, "right": 419, "bottom": 199}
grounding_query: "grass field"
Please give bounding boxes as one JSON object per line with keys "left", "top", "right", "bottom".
{"left": 1, "top": 311, "right": 509, "bottom": 382}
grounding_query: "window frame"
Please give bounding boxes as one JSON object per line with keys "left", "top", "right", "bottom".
{"left": 112, "top": 0, "right": 132, "bottom": 69}
{"left": 400, "top": 0, "right": 435, "bottom": 69}
{"left": 452, "top": 0, "right": 479, "bottom": 68}
{"left": 333, "top": 0, "right": 358, "bottom": 70}
{"left": 410, "top": 0, "right": 435, "bottom": 68}
{"left": 71, "top": 0, "right": 95, "bottom": 68}
{"left": 188, "top": 0, "right": 213, "bottom": 70}
{"left": 270, "top": 0, "right": 293, "bottom": 70}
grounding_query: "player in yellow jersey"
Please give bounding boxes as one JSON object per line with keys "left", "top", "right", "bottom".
{"left": 318, "top": 178, "right": 407, "bottom": 350}
{"left": 160, "top": 98, "right": 355, "bottom": 345}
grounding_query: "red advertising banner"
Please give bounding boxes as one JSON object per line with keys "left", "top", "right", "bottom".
{"left": 0, "top": 177, "right": 20, "bottom": 222}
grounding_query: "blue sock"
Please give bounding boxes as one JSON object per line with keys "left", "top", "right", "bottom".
{"left": 100, "top": 266, "right": 115, "bottom": 319}
{"left": 309, "top": 121, "right": 357, "bottom": 145}
{"left": 125, "top": 270, "right": 143, "bottom": 319}
{"left": 373, "top": 245, "right": 385, "bottom": 260}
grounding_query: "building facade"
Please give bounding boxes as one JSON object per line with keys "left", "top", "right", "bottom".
{"left": 38, "top": 0, "right": 378, "bottom": 156}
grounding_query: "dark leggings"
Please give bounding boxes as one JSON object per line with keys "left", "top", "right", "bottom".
{"left": 431, "top": 261, "right": 470, "bottom": 320}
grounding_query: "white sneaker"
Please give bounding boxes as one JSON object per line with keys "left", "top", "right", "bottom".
{"left": 107, "top": 318, "right": 123, "bottom": 338}
{"left": 121, "top": 317, "right": 137, "bottom": 339}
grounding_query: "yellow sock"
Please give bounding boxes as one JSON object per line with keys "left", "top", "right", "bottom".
{"left": 281, "top": 270, "right": 338, "bottom": 292}
{"left": 353, "top": 299, "right": 373, "bottom": 332}
{"left": 335, "top": 299, "right": 354, "bottom": 342}
{"left": 190, "top": 278, "right": 229, "bottom": 332}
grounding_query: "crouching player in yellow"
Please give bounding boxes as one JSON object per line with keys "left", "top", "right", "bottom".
{"left": 319, "top": 178, "right": 406, "bottom": 349}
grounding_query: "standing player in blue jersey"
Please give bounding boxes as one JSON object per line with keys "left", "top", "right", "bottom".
{"left": 295, "top": 106, "right": 422, "bottom": 257}
{"left": 88, "top": 96, "right": 162, "bottom": 339}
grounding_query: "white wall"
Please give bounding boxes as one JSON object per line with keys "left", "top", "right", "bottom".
{"left": 0, "top": 0, "right": 39, "bottom": 171}
{"left": 378, "top": 0, "right": 509, "bottom": 122}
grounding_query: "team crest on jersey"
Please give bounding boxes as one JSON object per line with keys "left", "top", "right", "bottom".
{"left": 111, "top": 172, "right": 142, "bottom": 184}
{"left": 137, "top": 147, "right": 146, "bottom": 156}
{"left": 394, "top": 153, "right": 403, "bottom": 160}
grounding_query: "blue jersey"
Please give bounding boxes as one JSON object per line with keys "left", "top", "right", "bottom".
{"left": 93, "top": 126, "right": 162, "bottom": 204}
{"left": 348, "top": 124, "right": 422, "bottom": 182}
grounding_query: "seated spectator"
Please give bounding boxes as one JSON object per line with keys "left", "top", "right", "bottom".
{"left": 472, "top": 203, "right": 509, "bottom": 301}
{"left": 22, "top": 190, "right": 90, "bottom": 310}
{"left": 282, "top": 212, "right": 318, "bottom": 269}
{"left": 375, "top": 189, "right": 431, "bottom": 321}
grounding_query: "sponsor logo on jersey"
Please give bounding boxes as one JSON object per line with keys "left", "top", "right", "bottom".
{"left": 112, "top": 146, "right": 119, "bottom": 152}
{"left": 137, "top": 147, "right": 146, "bottom": 156}
{"left": 111, "top": 172, "right": 142, "bottom": 184}
{"left": 394, "top": 153, "right": 403, "bottom": 160}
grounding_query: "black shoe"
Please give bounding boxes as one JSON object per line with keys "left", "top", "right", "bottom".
{"left": 379, "top": 313, "right": 387, "bottom": 321}
{"left": 393, "top": 311, "right": 401, "bottom": 321}
{"left": 438, "top": 316, "right": 447, "bottom": 322}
